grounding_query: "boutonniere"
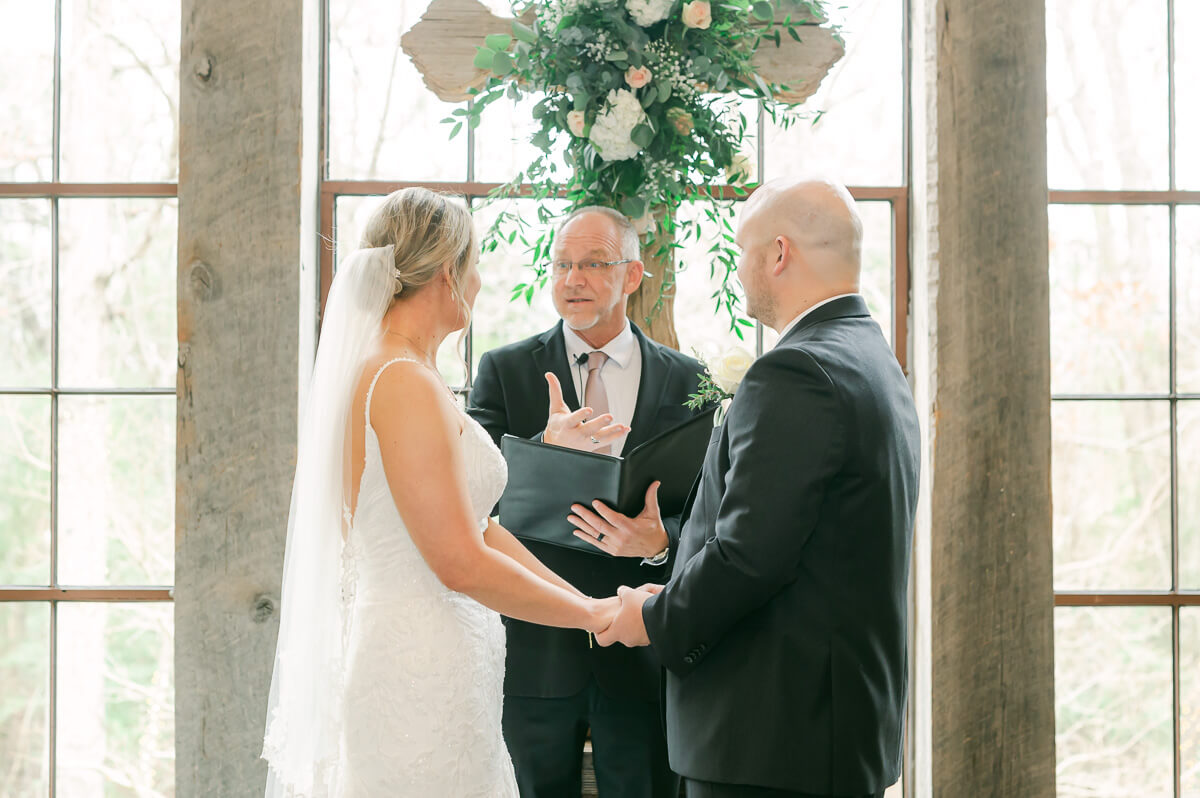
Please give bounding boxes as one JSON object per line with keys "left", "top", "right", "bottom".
{"left": 686, "top": 347, "right": 754, "bottom": 425}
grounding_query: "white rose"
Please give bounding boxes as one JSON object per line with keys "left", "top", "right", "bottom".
{"left": 626, "top": 0, "right": 673, "bottom": 26}
{"left": 588, "top": 89, "right": 646, "bottom": 161}
{"left": 710, "top": 347, "right": 754, "bottom": 394}
{"left": 567, "top": 110, "right": 587, "bottom": 137}
{"left": 681, "top": 0, "right": 712, "bottom": 29}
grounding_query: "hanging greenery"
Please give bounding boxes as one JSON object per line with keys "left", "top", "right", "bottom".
{"left": 448, "top": 0, "right": 840, "bottom": 335}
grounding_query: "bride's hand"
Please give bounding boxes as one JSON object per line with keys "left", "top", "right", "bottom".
{"left": 585, "top": 595, "right": 621, "bottom": 633}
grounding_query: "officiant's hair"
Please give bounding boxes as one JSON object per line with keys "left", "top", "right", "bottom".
{"left": 359, "top": 187, "right": 478, "bottom": 322}
{"left": 555, "top": 206, "right": 641, "bottom": 261}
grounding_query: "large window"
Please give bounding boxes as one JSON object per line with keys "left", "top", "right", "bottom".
{"left": 1048, "top": 1, "right": 1200, "bottom": 795}
{"left": 321, "top": 0, "right": 908, "bottom": 794}
{"left": 0, "top": 1, "right": 179, "bottom": 795}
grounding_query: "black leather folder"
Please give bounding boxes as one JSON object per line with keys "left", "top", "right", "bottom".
{"left": 499, "top": 408, "right": 717, "bottom": 556}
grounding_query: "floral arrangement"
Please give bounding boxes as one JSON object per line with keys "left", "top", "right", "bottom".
{"left": 449, "top": 0, "right": 837, "bottom": 333}
{"left": 686, "top": 346, "right": 755, "bottom": 422}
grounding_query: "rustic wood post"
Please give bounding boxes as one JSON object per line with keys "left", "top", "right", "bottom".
{"left": 176, "top": 0, "right": 321, "bottom": 793}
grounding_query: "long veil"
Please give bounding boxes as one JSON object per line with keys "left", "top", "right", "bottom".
{"left": 262, "top": 245, "right": 395, "bottom": 797}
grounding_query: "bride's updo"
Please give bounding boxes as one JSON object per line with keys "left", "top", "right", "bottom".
{"left": 359, "top": 187, "right": 478, "bottom": 322}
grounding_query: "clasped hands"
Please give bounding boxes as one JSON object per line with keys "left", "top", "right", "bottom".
{"left": 590, "top": 583, "right": 662, "bottom": 648}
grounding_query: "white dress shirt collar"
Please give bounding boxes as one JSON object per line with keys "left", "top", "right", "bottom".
{"left": 562, "top": 319, "right": 638, "bottom": 369}
{"left": 774, "top": 293, "right": 861, "bottom": 347}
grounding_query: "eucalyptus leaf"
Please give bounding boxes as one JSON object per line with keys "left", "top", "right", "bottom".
{"left": 621, "top": 196, "right": 645, "bottom": 219}
{"left": 630, "top": 124, "right": 654, "bottom": 148}
{"left": 472, "top": 47, "right": 495, "bottom": 70}
{"left": 485, "top": 33, "right": 512, "bottom": 51}
{"left": 511, "top": 20, "right": 537, "bottom": 44}
{"left": 752, "top": 1, "right": 773, "bottom": 21}
{"left": 491, "top": 51, "right": 514, "bottom": 76}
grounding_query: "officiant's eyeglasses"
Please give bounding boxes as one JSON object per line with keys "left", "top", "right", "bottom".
{"left": 550, "top": 259, "right": 634, "bottom": 275}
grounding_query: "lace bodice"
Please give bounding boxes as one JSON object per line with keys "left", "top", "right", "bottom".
{"left": 336, "top": 357, "right": 517, "bottom": 797}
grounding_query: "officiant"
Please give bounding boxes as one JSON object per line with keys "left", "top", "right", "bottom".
{"left": 468, "top": 206, "right": 710, "bottom": 798}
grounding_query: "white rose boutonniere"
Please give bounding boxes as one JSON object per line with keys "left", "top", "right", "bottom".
{"left": 686, "top": 346, "right": 754, "bottom": 425}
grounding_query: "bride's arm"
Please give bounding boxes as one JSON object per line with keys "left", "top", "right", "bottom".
{"left": 371, "top": 363, "right": 614, "bottom": 631}
{"left": 481, "top": 519, "right": 587, "bottom": 598}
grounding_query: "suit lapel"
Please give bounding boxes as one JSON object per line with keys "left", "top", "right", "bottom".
{"left": 625, "top": 324, "right": 671, "bottom": 451}
{"left": 531, "top": 322, "right": 580, "bottom": 410}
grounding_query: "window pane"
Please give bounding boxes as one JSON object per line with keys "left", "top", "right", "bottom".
{"left": 0, "top": 1, "right": 53, "bottom": 181}
{"left": 1052, "top": 401, "right": 1170, "bottom": 590}
{"left": 762, "top": 200, "right": 893, "bottom": 351}
{"left": 1046, "top": 0, "right": 1168, "bottom": 190}
{"left": 1055, "top": 606, "right": 1172, "bottom": 798}
{"left": 469, "top": 198, "right": 564, "bottom": 377}
{"left": 57, "top": 396, "right": 174, "bottom": 585}
{"left": 59, "top": 0, "right": 180, "bottom": 181}
{"left": 1181, "top": 401, "right": 1200, "bottom": 589}
{"left": 0, "top": 602, "right": 49, "bottom": 797}
{"left": 674, "top": 200, "right": 751, "bottom": 361}
{"left": 57, "top": 602, "right": 173, "bottom": 796}
{"left": 328, "top": 0, "right": 467, "bottom": 180}
{"left": 1179, "top": 207, "right": 1200, "bottom": 393}
{"left": 1049, "top": 205, "right": 1169, "bottom": 395}
{"left": 763, "top": 0, "right": 903, "bottom": 187}
{"left": 0, "top": 397, "right": 50, "bottom": 586}
{"left": 0, "top": 200, "right": 51, "bottom": 389}
{"left": 1176, "top": 1, "right": 1200, "bottom": 189}
{"left": 1182, "top": 608, "right": 1200, "bottom": 794}
{"left": 58, "top": 199, "right": 177, "bottom": 389}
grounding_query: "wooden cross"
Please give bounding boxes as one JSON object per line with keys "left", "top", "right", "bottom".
{"left": 399, "top": 0, "right": 845, "bottom": 347}
{"left": 401, "top": 0, "right": 844, "bottom": 104}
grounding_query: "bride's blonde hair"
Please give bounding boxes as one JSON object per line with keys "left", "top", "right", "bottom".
{"left": 359, "top": 187, "right": 478, "bottom": 331}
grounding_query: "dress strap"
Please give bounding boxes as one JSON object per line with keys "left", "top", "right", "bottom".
{"left": 364, "top": 357, "right": 426, "bottom": 424}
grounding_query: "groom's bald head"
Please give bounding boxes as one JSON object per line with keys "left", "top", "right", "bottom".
{"left": 735, "top": 176, "right": 862, "bottom": 329}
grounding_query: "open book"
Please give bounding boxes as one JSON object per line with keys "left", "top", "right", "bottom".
{"left": 498, "top": 407, "right": 717, "bottom": 556}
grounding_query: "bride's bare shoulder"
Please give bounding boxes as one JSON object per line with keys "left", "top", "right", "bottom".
{"left": 361, "top": 355, "right": 454, "bottom": 426}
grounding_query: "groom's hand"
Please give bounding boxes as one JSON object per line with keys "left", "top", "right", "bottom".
{"left": 570, "top": 482, "right": 669, "bottom": 558}
{"left": 595, "top": 586, "right": 652, "bottom": 647}
{"left": 543, "top": 372, "right": 629, "bottom": 452}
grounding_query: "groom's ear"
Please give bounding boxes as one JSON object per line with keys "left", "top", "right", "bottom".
{"left": 772, "top": 236, "right": 792, "bottom": 277}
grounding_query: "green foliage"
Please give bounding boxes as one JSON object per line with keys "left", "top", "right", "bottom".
{"left": 446, "top": 0, "right": 840, "bottom": 329}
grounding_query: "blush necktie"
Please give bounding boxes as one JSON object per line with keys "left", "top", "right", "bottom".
{"left": 584, "top": 351, "right": 611, "bottom": 453}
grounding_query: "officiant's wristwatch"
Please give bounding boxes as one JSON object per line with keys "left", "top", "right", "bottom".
{"left": 642, "top": 545, "right": 669, "bottom": 567}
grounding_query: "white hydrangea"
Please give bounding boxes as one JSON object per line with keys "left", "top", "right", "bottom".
{"left": 625, "top": 0, "right": 674, "bottom": 27}
{"left": 588, "top": 89, "right": 646, "bottom": 161}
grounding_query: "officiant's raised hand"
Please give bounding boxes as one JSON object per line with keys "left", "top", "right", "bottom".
{"left": 569, "top": 481, "right": 669, "bottom": 559}
{"left": 542, "top": 372, "right": 630, "bottom": 452}
{"left": 595, "top": 585, "right": 653, "bottom": 647}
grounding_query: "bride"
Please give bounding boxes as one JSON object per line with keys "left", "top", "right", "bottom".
{"left": 262, "top": 187, "right": 619, "bottom": 796}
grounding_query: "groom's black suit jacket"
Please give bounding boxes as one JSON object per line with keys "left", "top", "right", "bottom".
{"left": 642, "top": 295, "right": 921, "bottom": 794}
{"left": 469, "top": 321, "right": 709, "bottom": 701}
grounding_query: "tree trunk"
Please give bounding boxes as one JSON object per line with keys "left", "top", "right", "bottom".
{"left": 627, "top": 220, "right": 679, "bottom": 349}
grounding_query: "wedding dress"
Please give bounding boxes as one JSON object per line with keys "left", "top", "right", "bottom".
{"left": 336, "top": 356, "right": 518, "bottom": 797}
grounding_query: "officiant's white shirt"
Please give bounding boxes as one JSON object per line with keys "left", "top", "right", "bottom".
{"left": 562, "top": 320, "right": 641, "bottom": 456}
{"left": 775, "top": 293, "right": 862, "bottom": 346}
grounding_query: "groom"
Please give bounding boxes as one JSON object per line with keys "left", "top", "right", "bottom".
{"left": 468, "top": 206, "right": 709, "bottom": 798}
{"left": 599, "top": 177, "right": 921, "bottom": 798}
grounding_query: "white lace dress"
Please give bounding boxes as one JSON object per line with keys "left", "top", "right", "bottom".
{"left": 338, "top": 358, "right": 517, "bottom": 797}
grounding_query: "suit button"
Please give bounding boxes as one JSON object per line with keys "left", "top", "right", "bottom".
{"left": 683, "top": 654, "right": 696, "bottom": 665}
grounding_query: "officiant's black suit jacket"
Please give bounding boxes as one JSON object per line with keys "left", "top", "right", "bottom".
{"left": 642, "top": 295, "right": 921, "bottom": 795}
{"left": 468, "top": 321, "right": 708, "bottom": 701}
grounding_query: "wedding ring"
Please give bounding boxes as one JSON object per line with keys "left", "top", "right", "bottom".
{"left": 590, "top": 436, "right": 600, "bottom": 444}
{"left": 597, "top": 533, "right": 605, "bottom": 542}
